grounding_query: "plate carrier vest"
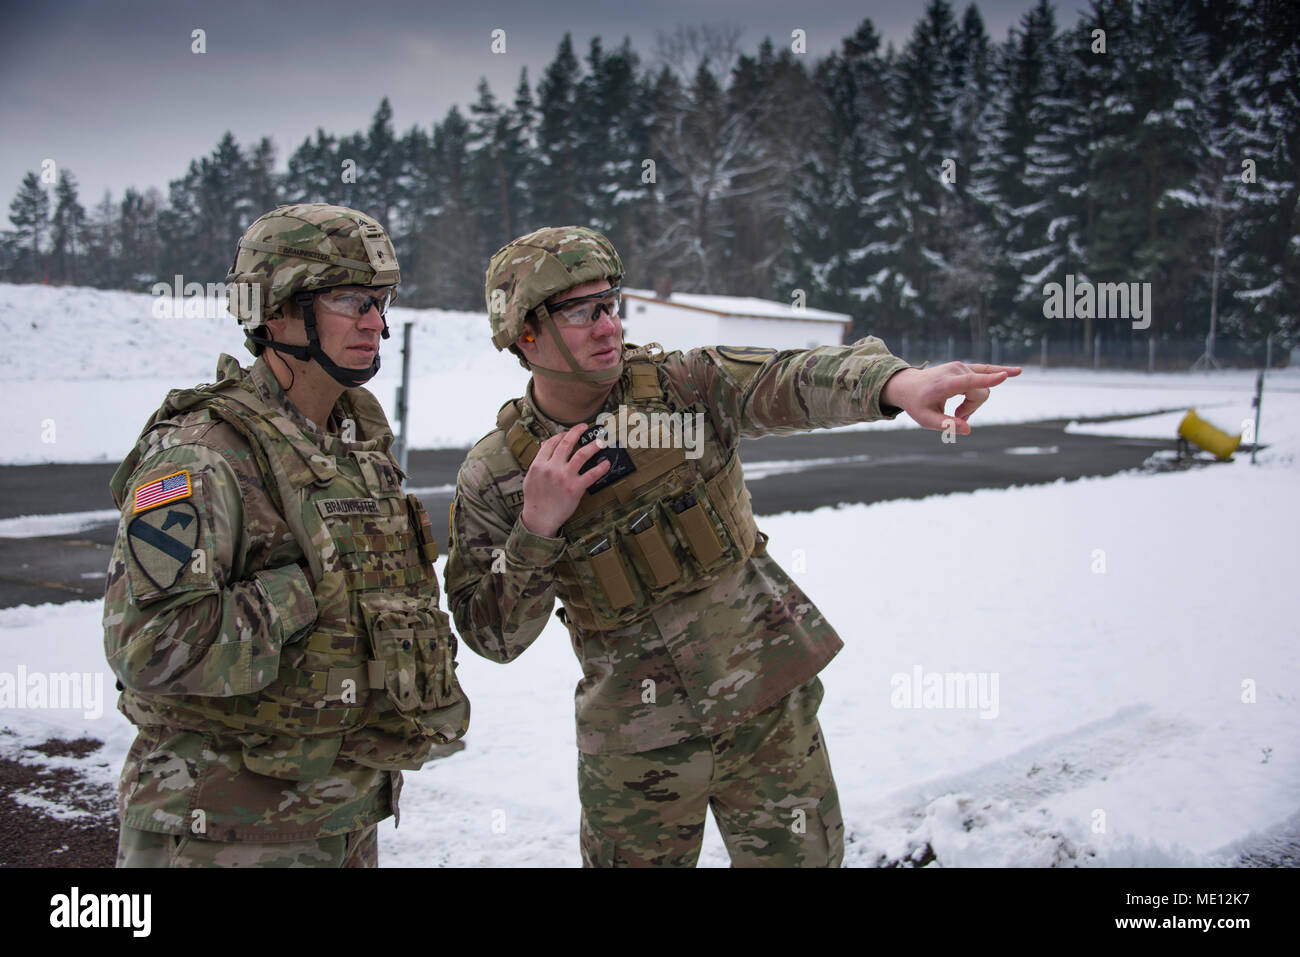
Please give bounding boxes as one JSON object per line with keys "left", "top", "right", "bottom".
{"left": 496, "top": 347, "right": 764, "bottom": 632}
{"left": 111, "top": 357, "right": 468, "bottom": 777}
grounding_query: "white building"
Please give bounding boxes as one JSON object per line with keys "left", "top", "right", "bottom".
{"left": 620, "top": 286, "right": 851, "bottom": 353}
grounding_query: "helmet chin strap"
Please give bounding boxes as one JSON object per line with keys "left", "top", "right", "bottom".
{"left": 525, "top": 304, "right": 623, "bottom": 386}
{"left": 247, "top": 291, "right": 388, "bottom": 388}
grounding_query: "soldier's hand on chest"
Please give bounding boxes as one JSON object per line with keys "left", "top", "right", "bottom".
{"left": 520, "top": 423, "right": 611, "bottom": 538}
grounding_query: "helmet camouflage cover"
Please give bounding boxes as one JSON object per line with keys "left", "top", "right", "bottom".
{"left": 484, "top": 225, "right": 623, "bottom": 352}
{"left": 226, "top": 203, "right": 400, "bottom": 329}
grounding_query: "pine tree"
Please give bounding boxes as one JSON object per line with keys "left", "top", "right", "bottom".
{"left": 284, "top": 129, "right": 340, "bottom": 203}
{"left": 989, "top": 0, "right": 1076, "bottom": 342}
{"left": 397, "top": 123, "right": 436, "bottom": 303}
{"left": 1219, "top": 0, "right": 1299, "bottom": 345}
{"left": 724, "top": 38, "right": 817, "bottom": 298}
{"left": 637, "top": 64, "right": 687, "bottom": 286}
{"left": 7, "top": 171, "right": 49, "bottom": 282}
{"left": 510, "top": 67, "right": 537, "bottom": 233}
{"left": 1128, "top": 0, "right": 1216, "bottom": 338}
{"left": 859, "top": 0, "right": 963, "bottom": 339}
{"left": 576, "top": 35, "right": 649, "bottom": 245}
{"left": 786, "top": 19, "right": 893, "bottom": 332}
{"left": 531, "top": 34, "right": 584, "bottom": 226}
{"left": 424, "top": 106, "right": 482, "bottom": 309}
{"left": 362, "top": 98, "right": 400, "bottom": 227}
{"left": 50, "top": 170, "right": 87, "bottom": 284}
{"left": 335, "top": 132, "right": 366, "bottom": 210}
{"left": 157, "top": 132, "right": 248, "bottom": 284}
{"left": 85, "top": 190, "right": 119, "bottom": 287}
{"left": 933, "top": 4, "right": 1000, "bottom": 353}
{"left": 119, "top": 188, "right": 162, "bottom": 289}
{"left": 246, "top": 137, "right": 279, "bottom": 216}
{"left": 468, "top": 77, "right": 519, "bottom": 248}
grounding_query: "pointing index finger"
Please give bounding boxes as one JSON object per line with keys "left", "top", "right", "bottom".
{"left": 956, "top": 371, "right": 1011, "bottom": 391}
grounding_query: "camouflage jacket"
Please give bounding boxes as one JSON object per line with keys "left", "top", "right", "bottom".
{"left": 103, "top": 355, "right": 408, "bottom": 842}
{"left": 444, "top": 338, "right": 913, "bottom": 754}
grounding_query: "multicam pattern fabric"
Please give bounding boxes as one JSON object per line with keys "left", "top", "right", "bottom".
{"left": 444, "top": 336, "right": 913, "bottom": 755}
{"left": 104, "top": 355, "right": 466, "bottom": 844}
{"left": 484, "top": 225, "right": 623, "bottom": 351}
{"left": 116, "top": 822, "right": 379, "bottom": 868}
{"left": 578, "top": 676, "right": 842, "bottom": 867}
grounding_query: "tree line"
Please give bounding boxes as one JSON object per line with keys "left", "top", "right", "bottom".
{"left": 4, "top": 0, "right": 1296, "bottom": 352}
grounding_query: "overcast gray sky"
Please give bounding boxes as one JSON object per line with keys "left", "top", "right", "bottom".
{"left": 1, "top": 0, "right": 1091, "bottom": 209}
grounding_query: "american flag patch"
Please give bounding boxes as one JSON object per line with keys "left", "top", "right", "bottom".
{"left": 133, "top": 470, "right": 192, "bottom": 513}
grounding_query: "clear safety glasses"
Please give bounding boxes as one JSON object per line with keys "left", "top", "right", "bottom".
{"left": 546, "top": 286, "right": 621, "bottom": 328}
{"left": 315, "top": 286, "right": 395, "bottom": 320}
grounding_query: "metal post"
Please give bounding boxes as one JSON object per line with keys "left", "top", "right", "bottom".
{"left": 1265, "top": 332, "right": 1273, "bottom": 371}
{"left": 1093, "top": 332, "right": 1101, "bottom": 370}
{"left": 394, "top": 321, "right": 413, "bottom": 474}
{"left": 1148, "top": 335, "right": 1155, "bottom": 373}
{"left": 1041, "top": 333, "right": 1047, "bottom": 370}
{"left": 991, "top": 336, "right": 1000, "bottom": 365}
{"left": 1251, "top": 369, "right": 1264, "bottom": 465}
{"left": 1193, "top": 178, "right": 1225, "bottom": 371}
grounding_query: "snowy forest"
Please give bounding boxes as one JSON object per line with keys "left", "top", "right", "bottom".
{"left": 3, "top": 0, "right": 1297, "bottom": 363}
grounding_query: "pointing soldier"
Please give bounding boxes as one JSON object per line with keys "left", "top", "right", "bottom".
{"left": 103, "top": 203, "right": 468, "bottom": 867}
{"left": 444, "top": 225, "right": 1019, "bottom": 867}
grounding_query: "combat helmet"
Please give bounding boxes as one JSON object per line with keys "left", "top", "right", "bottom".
{"left": 226, "top": 203, "right": 400, "bottom": 388}
{"left": 485, "top": 225, "right": 624, "bottom": 385}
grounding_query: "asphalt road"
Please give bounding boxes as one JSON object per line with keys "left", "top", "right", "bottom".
{"left": 0, "top": 415, "right": 1190, "bottom": 609}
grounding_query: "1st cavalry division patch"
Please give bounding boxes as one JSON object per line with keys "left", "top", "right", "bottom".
{"left": 127, "top": 502, "right": 200, "bottom": 591}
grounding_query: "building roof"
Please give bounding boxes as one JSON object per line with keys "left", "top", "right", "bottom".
{"left": 622, "top": 288, "right": 851, "bottom": 325}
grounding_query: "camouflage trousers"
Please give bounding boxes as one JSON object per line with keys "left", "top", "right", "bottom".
{"left": 578, "top": 676, "right": 843, "bottom": 867}
{"left": 115, "top": 824, "right": 379, "bottom": 868}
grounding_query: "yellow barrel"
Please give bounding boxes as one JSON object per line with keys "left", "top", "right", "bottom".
{"left": 1178, "top": 409, "right": 1241, "bottom": 460}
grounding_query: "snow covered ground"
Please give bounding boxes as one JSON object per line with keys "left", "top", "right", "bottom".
{"left": 1, "top": 281, "right": 1297, "bottom": 866}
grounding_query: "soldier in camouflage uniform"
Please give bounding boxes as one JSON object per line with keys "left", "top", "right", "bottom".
{"left": 444, "top": 225, "right": 1019, "bottom": 867}
{"left": 104, "top": 204, "right": 469, "bottom": 867}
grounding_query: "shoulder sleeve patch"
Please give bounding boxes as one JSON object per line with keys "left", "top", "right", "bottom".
{"left": 121, "top": 463, "right": 223, "bottom": 605}
{"left": 132, "top": 469, "right": 193, "bottom": 513}
{"left": 127, "top": 502, "right": 201, "bottom": 592}
{"left": 714, "top": 345, "right": 777, "bottom": 364}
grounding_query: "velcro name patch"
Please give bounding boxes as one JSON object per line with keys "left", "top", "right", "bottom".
{"left": 316, "top": 498, "right": 382, "bottom": 518}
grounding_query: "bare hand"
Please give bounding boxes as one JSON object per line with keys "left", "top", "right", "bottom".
{"left": 519, "top": 424, "right": 611, "bottom": 537}
{"left": 882, "top": 363, "right": 1021, "bottom": 435}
